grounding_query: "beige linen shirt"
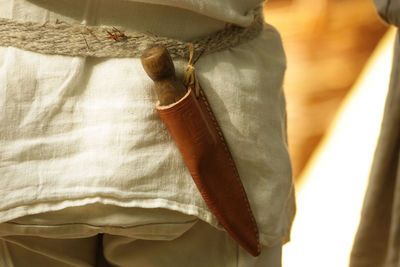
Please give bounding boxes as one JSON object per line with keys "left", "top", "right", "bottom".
{"left": 0, "top": 0, "right": 295, "bottom": 247}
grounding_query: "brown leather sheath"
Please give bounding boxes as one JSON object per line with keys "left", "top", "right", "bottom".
{"left": 156, "top": 86, "right": 261, "bottom": 256}
{"left": 140, "top": 45, "right": 260, "bottom": 256}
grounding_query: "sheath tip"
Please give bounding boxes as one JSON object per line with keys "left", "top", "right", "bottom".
{"left": 247, "top": 242, "right": 261, "bottom": 257}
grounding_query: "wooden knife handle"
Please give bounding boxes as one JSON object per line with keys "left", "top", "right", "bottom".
{"left": 140, "top": 46, "right": 187, "bottom": 106}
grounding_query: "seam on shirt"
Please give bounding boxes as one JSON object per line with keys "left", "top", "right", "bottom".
{"left": 0, "top": 196, "right": 285, "bottom": 237}
{"left": 4, "top": 218, "right": 198, "bottom": 229}
{"left": 0, "top": 191, "right": 211, "bottom": 213}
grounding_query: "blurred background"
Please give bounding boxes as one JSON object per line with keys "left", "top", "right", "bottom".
{"left": 263, "top": 0, "right": 394, "bottom": 266}
{"left": 264, "top": 0, "right": 388, "bottom": 180}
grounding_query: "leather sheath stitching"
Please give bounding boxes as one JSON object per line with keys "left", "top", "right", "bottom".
{"left": 198, "top": 88, "right": 260, "bottom": 253}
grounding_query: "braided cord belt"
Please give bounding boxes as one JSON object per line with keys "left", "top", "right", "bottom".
{"left": 0, "top": 6, "right": 263, "bottom": 59}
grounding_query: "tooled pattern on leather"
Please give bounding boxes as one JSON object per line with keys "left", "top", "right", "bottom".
{"left": 197, "top": 87, "right": 260, "bottom": 253}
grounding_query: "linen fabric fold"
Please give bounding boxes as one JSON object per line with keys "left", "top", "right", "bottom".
{"left": 373, "top": 0, "right": 400, "bottom": 27}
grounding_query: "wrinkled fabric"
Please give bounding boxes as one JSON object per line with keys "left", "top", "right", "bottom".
{"left": 0, "top": 0, "right": 295, "bottom": 248}
{"left": 0, "top": 220, "right": 282, "bottom": 267}
{"left": 374, "top": 0, "right": 400, "bottom": 27}
{"left": 350, "top": 1, "right": 400, "bottom": 266}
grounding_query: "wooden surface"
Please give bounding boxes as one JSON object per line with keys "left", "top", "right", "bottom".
{"left": 141, "top": 46, "right": 187, "bottom": 106}
{"left": 264, "top": 0, "right": 389, "bottom": 179}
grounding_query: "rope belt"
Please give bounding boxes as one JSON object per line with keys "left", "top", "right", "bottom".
{"left": 0, "top": 6, "right": 263, "bottom": 59}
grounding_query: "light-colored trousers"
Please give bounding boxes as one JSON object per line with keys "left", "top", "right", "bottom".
{"left": 0, "top": 210, "right": 282, "bottom": 267}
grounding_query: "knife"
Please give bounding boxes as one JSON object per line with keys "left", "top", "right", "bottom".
{"left": 141, "top": 46, "right": 261, "bottom": 256}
